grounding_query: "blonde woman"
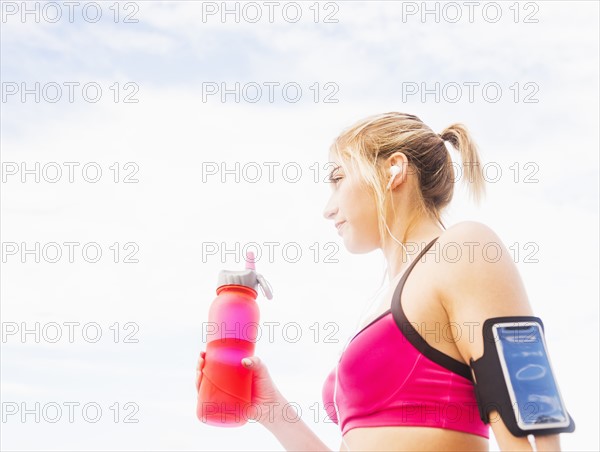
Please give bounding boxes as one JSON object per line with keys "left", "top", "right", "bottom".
{"left": 196, "top": 112, "right": 564, "bottom": 451}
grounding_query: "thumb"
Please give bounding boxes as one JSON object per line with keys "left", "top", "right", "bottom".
{"left": 241, "top": 356, "right": 261, "bottom": 369}
{"left": 241, "top": 357, "right": 254, "bottom": 368}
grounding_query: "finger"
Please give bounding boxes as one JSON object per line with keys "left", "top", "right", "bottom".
{"left": 196, "top": 352, "right": 206, "bottom": 371}
{"left": 242, "top": 356, "right": 262, "bottom": 368}
{"left": 241, "top": 357, "right": 253, "bottom": 368}
{"left": 248, "top": 356, "right": 261, "bottom": 367}
{"left": 196, "top": 370, "right": 202, "bottom": 392}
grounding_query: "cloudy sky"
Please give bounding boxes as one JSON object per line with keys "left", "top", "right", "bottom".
{"left": 1, "top": 1, "right": 598, "bottom": 451}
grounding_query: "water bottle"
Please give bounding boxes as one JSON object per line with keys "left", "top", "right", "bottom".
{"left": 197, "top": 251, "right": 273, "bottom": 427}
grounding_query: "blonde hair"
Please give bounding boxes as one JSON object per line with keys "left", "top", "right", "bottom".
{"left": 329, "top": 112, "right": 486, "bottom": 248}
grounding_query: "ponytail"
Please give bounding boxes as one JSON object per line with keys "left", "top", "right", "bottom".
{"left": 439, "top": 123, "right": 486, "bottom": 206}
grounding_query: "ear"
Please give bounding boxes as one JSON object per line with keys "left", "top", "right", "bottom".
{"left": 385, "top": 152, "right": 409, "bottom": 189}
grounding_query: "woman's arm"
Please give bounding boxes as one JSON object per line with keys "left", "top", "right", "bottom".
{"left": 262, "top": 391, "right": 332, "bottom": 452}
{"left": 436, "top": 221, "right": 564, "bottom": 452}
{"left": 485, "top": 407, "right": 561, "bottom": 451}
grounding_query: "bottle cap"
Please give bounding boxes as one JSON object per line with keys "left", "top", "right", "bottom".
{"left": 216, "top": 251, "right": 273, "bottom": 300}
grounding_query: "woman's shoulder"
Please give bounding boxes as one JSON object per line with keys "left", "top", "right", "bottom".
{"left": 433, "top": 220, "right": 531, "bottom": 313}
{"left": 432, "top": 220, "right": 520, "bottom": 305}
{"left": 441, "top": 220, "right": 499, "bottom": 243}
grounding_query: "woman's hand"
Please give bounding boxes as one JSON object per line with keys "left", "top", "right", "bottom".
{"left": 195, "top": 351, "right": 287, "bottom": 427}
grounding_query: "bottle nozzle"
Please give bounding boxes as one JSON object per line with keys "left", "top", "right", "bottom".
{"left": 245, "top": 251, "right": 256, "bottom": 270}
{"left": 217, "top": 250, "right": 273, "bottom": 300}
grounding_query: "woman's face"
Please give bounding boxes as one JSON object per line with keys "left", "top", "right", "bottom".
{"left": 322, "top": 152, "right": 381, "bottom": 253}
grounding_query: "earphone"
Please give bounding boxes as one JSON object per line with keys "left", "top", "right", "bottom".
{"left": 385, "top": 164, "right": 402, "bottom": 190}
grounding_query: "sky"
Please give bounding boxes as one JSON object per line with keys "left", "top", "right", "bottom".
{"left": 1, "top": 1, "right": 599, "bottom": 451}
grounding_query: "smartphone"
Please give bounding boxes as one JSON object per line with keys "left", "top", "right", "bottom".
{"left": 492, "top": 321, "right": 570, "bottom": 430}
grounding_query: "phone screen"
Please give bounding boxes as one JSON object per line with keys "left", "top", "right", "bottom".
{"left": 493, "top": 322, "right": 569, "bottom": 430}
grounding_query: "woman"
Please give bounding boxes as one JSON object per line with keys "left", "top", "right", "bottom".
{"left": 196, "top": 112, "right": 563, "bottom": 451}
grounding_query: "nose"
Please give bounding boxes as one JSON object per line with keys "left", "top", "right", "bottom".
{"left": 323, "top": 195, "right": 337, "bottom": 221}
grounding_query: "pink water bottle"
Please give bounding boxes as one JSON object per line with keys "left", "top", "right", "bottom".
{"left": 197, "top": 251, "right": 273, "bottom": 427}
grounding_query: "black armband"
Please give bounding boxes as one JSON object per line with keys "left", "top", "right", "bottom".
{"left": 469, "top": 315, "right": 575, "bottom": 437}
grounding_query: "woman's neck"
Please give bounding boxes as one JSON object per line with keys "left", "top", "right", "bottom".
{"left": 384, "top": 222, "right": 444, "bottom": 283}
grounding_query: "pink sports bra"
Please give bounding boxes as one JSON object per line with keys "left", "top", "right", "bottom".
{"left": 322, "top": 237, "right": 489, "bottom": 438}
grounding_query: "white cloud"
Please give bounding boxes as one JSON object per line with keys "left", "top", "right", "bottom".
{"left": 1, "top": 2, "right": 598, "bottom": 450}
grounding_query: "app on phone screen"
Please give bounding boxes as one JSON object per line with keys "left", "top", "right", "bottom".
{"left": 495, "top": 324, "right": 569, "bottom": 429}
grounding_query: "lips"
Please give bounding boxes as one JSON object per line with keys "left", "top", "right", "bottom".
{"left": 335, "top": 221, "right": 346, "bottom": 231}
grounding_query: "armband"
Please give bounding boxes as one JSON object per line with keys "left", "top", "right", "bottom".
{"left": 469, "top": 315, "right": 575, "bottom": 437}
